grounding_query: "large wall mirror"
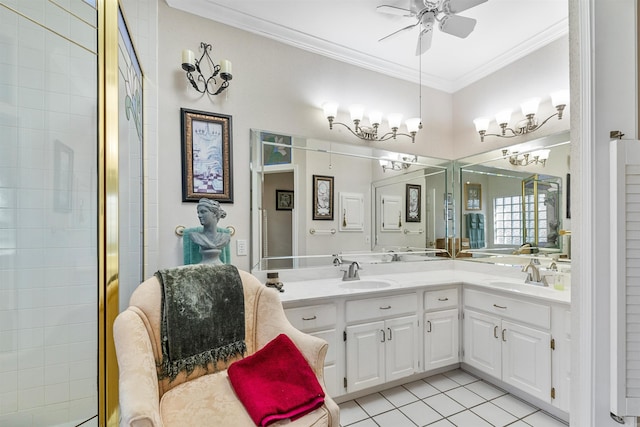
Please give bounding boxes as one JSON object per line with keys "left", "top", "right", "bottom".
{"left": 455, "top": 130, "right": 571, "bottom": 266}
{"left": 250, "top": 129, "right": 453, "bottom": 272}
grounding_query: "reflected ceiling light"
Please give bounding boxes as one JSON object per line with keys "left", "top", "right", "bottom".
{"left": 322, "top": 103, "right": 422, "bottom": 143}
{"left": 181, "top": 42, "right": 232, "bottom": 95}
{"left": 502, "top": 148, "right": 551, "bottom": 167}
{"left": 473, "top": 90, "right": 569, "bottom": 142}
{"left": 379, "top": 154, "right": 418, "bottom": 172}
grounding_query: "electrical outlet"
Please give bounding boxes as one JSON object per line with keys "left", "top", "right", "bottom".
{"left": 236, "top": 239, "right": 247, "bottom": 256}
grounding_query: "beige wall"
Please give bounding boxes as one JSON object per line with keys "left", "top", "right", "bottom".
{"left": 157, "top": 2, "right": 569, "bottom": 271}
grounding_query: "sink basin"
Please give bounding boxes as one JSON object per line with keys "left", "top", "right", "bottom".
{"left": 339, "top": 280, "right": 393, "bottom": 290}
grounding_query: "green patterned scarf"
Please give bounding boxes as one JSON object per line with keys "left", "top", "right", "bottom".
{"left": 156, "top": 264, "right": 246, "bottom": 381}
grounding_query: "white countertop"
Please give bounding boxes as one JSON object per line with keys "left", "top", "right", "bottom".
{"left": 272, "top": 261, "right": 570, "bottom": 305}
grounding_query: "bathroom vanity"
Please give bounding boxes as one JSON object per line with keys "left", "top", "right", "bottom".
{"left": 277, "top": 262, "right": 571, "bottom": 421}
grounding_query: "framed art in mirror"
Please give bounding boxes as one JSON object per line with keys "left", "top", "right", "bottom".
{"left": 262, "top": 132, "right": 292, "bottom": 166}
{"left": 276, "top": 190, "right": 294, "bottom": 210}
{"left": 406, "top": 184, "right": 421, "bottom": 222}
{"left": 180, "top": 108, "right": 233, "bottom": 202}
{"left": 312, "top": 175, "right": 334, "bottom": 220}
{"left": 465, "top": 182, "right": 482, "bottom": 210}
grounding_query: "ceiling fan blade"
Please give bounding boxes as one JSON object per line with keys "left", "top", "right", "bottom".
{"left": 409, "top": 0, "right": 425, "bottom": 13}
{"left": 376, "top": 5, "right": 414, "bottom": 17}
{"left": 446, "top": 0, "right": 487, "bottom": 14}
{"left": 415, "top": 28, "right": 433, "bottom": 55}
{"left": 379, "top": 22, "right": 419, "bottom": 42}
{"left": 439, "top": 14, "right": 477, "bottom": 38}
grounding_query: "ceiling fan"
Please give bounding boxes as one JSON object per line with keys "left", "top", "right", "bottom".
{"left": 377, "top": 0, "right": 487, "bottom": 55}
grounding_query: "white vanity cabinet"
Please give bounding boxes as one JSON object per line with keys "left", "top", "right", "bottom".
{"left": 284, "top": 303, "right": 339, "bottom": 397}
{"left": 463, "top": 288, "right": 553, "bottom": 404}
{"left": 344, "top": 293, "right": 419, "bottom": 393}
{"left": 424, "top": 287, "right": 460, "bottom": 371}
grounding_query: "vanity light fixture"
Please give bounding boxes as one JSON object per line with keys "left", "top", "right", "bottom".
{"left": 502, "top": 148, "right": 551, "bottom": 167}
{"left": 379, "top": 154, "right": 418, "bottom": 172}
{"left": 322, "top": 103, "right": 422, "bottom": 143}
{"left": 473, "top": 90, "right": 569, "bottom": 142}
{"left": 181, "top": 42, "right": 232, "bottom": 95}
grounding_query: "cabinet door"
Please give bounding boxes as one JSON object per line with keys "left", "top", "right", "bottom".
{"left": 385, "top": 315, "right": 418, "bottom": 382}
{"left": 463, "top": 310, "right": 501, "bottom": 378}
{"left": 346, "top": 321, "right": 385, "bottom": 393}
{"left": 425, "top": 309, "right": 459, "bottom": 370}
{"left": 502, "top": 320, "right": 552, "bottom": 403}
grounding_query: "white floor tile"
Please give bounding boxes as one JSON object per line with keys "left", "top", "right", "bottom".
{"left": 464, "top": 380, "right": 507, "bottom": 400}
{"left": 445, "top": 386, "right": 486, "bottom": 408}
{"left": 492, "top": 394, "right": 537, "bottom": 418}
{"left": 448, "top": 409, "right": 493, "bottom": 426}
{"left": 425, "top": 374, "right": 460, "bottom": 392}
{"left": 424, "top": 393, "right": 465, "bottom": 417}
{"left": 523, "top": 411, "right": 569, "bottom": 427}
{"left": 381, "top": 385, "right": 419, "bottom": 407}
{"left": 471, "top": 401, "right": 518, "bottom": 427}
{"left": 339, "top": 400, "right": 369, "bottom": 426}
{"left": 426, "top": 419, "right": 455, "bottom": 426}
{"left": 507, "top": 421, "right": 532, "bottom": 427}
{"left": 399, "top": 400, "right": 443, "bottom": 426}
{"left": 403, "top": 379, "right": 441, "bottom": 399}
{"left": 373, "top": 409, "right": 416, "bottom": 427}
{"left": 355, "top": 392, "right": 395, "bottom": 417}
{"left": 443, "top": 369, "right": 479, "bottom": 386}
{"left": 344, "top": 418, "right": 379, "bottom": 427}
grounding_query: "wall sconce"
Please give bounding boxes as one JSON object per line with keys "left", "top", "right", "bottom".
{"left": 379, "top": 154, "right": 418, "bottom": 172}
{"left": 473, "top": 90, "right": 569, "bottom": 142}
{"left": 502, "top": 148, "right": 550, "bottom": 167}
{"left": 322, "top": 103, "right": 422, "bottom": 143}
{"left": 181, "top": 42, "right": 232, "bottom": 95}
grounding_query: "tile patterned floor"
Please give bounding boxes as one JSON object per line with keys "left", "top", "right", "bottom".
{"left": 338, "top": 369, "right": 568, "bottom": 427}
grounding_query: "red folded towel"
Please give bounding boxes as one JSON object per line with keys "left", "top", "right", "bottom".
{"left": 227, "top": 334, "right": 325, "bottom": 426}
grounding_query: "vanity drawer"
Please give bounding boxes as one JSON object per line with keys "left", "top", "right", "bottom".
{"left": 425, "top": 288, "right": 458, "bottom": 311}
{"left": 285, "top": 304, "right": 336, "bottom": 331}
{"left": 346, "top": 293, "right": 417, "bottom": 323}
{"left": 464, "top": 288, "right": 550, "bottom": 329}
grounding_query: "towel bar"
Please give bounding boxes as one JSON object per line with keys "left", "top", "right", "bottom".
{"left": 309, "top": 228, "right": 336, "bottom": 235}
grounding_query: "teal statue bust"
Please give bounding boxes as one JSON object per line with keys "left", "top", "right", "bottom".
{"left": 190, "top": 199, "right": 230, "bottom": 265}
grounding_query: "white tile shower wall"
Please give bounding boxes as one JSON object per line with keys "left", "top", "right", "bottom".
{"left": 0, "top": 0, "right": 99, "bottom": 425}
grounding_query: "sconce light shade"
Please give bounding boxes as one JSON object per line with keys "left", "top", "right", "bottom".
{"left": 495, "top": 109, "right": 512, "bottom": 126}
{"left": 551, "top": 90, "right": 570, "bottom": 108}
{"left": 520, "top": 98, "right": 540, "bottom": 116}
{"left": 349, "top": 104, "right": 365, "bottom": 122}
{"left": 387, "top": 113, "right": 403, "bottom": 129}
{"left": 473, "top": 117, "right": 490, "bottom": 133}
{"left": 322, "top": 102, "right": 338, "bottom": 118}
{"left": 369, "top": 111, "right": 383, "bottom": 126}
{"left": 533, "top": 149, "right": 550, "bottom": 161}
{"left": 405, "top": 117, "right": 422, "bottom": 133}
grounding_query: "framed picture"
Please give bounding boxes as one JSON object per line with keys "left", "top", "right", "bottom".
{"left": 262, "top": 132, "right": 292, "bottom": 166}
{"left": 312, "top": 175, "right": 334, "bottom": 220}
{"left": 406, "top": 184, "right": 421, "bottom": 222}
{"left": 181, "top": 108, "right": 233, "bottom": 203}
{"left": 465, "top": 182, "right": 482, "bottom": 210}
{"left": 276, "top": 190, "right": 294, "bottom": 210}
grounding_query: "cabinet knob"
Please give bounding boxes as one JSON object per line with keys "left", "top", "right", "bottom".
{"left": 380, "top": 329, "right": 386, "bottom": 343}
{"left": 494, "top": 325, "right": 499, "bottom": 339}
{"left": 427, "top": 321, "right": 432, "bottom": 333}
{"left": 380, "top": 305, "right": 391, "bottom": 310}
{"left": 387, "top": 327, "right": 392, "bottom": 341}
{"left": 438, "top": 297, "right": 449, "bottom": 301}
{"left": 493, "top": 304, "right": 507, "bottom": 309}
{"left": 302, "top": 315, "right": 317, "bottom": 321}
{"left": 502, "top": 328, "right": 507, "bottom": 342}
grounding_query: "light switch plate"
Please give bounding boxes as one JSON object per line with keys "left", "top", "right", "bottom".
{"left": 236, "top": 239, "right": 247, "bottom": 256}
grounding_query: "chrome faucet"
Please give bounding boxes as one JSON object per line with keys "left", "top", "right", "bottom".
{"left": 342, "top": 261, "right": 361, "bottom": 281}
{"left": 522, "top": 259, "right": 541, "bottom": 283}
{"left": 388, "top": 250, "right": 401, "bottom": 262}
{"left": 332, "top": 254, "right": 343, "bottom": 266}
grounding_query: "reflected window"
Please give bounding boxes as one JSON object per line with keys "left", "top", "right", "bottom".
{"left": 493, "top": 195, "right": 547, "bottom": 246}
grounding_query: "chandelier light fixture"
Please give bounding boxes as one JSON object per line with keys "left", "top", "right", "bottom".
{"left": 181, "top": 42, "right": 232, "bottom": 95}
{"left": 322, "top": 103, "right": 422, "bottom": 143}
{"left": 473, "top": 90, "right": 569, "bottom": 142}
{"left": 379, "top": 154, "right": 418, "bottom": 172}
{"left": 502, "top": 149, "right": 551, "bottom": 167}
